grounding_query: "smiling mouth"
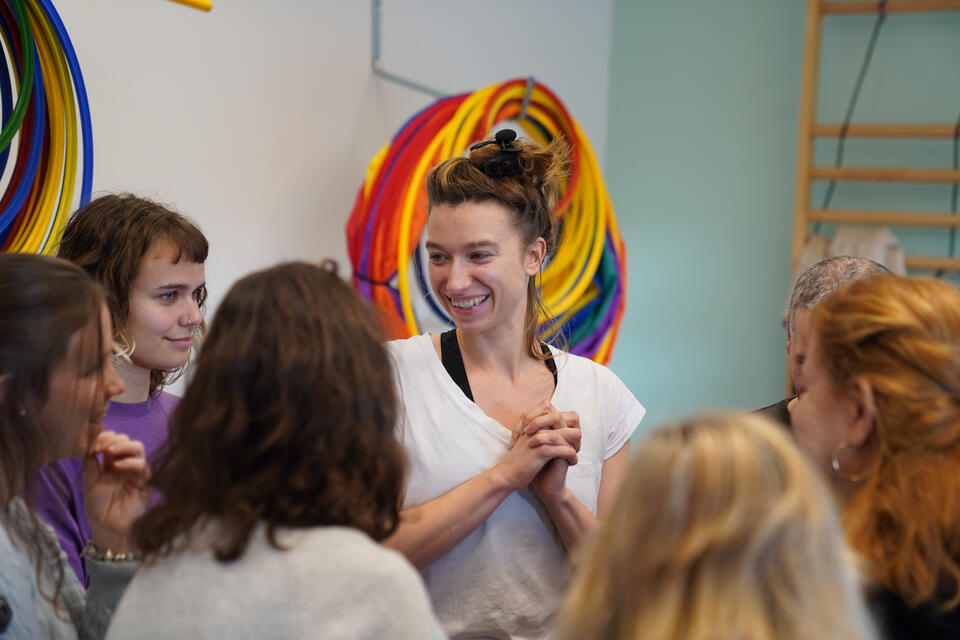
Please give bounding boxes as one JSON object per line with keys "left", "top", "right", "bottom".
{"left": 450, "top": 295, "right": 489, "bottom": 309}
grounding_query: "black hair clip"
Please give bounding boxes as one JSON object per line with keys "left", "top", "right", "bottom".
{"left": 469, "top": 129, "right": 523, "bottom": 178}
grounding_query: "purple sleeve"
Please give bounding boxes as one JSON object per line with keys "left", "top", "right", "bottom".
{"left": 31, "top": 459, "right": 91, "bottom": 587}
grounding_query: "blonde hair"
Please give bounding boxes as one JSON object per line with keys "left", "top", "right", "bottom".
{"left": 557, "top": 413, "right": 876, "bottom": 640}
{"left": 812, "top": 274, "right": 960, "bottom": 609}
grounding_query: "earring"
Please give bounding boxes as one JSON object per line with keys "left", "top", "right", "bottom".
{"left": 18, "top": 408, "right": 26, "bottom": 417}
{"left": 832, "top": 440, "right": 867, "bottom": 483}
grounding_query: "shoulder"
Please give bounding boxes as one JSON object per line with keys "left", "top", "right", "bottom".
{"left": 290, "top": 528, "right": 421, "bottom": 591}
{"left": 286, "top": 528, "right": 441, "bottom": 638}
{"left": 0, "top": 520, "right": 40, "bottom": 640}
{"left": 386, "top": 333, "right": 432, "bottom": 358}
{"left": 3, "top": 498, "right": 61, "bottom": 557}
{"left": 551, "top": 347, "right": 630, "bottom": 389}
{"left": 0, "top": 499, "right": 82, "bottom": 636}
{"left": 153, "top": 391, "right": 181, "bottom": 410}
{"left": 551, "top": 349, "right": 645, "bottom": 447}
{"left": 0, "top": 506, "right": 33, "bottom": 587}
{"left": 288, "top": 528, "right": 436, "bottom": 612}
{"left": 386, "top": 334, "right": 438, "bottom": 376}
{"left": 292, "top": 527, "right": 414, "bottom": 575}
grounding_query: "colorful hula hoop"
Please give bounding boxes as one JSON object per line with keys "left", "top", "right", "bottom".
{"left": 0, "top": 0, "right": 92, "bottom": 255}
{"left": 347, "top": 78, "right": 628, "bottom": 364}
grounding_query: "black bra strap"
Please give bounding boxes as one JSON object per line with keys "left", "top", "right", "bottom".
{"left": 544, "top": 349, "right": 558, "bottom": 381}
{"left": 441, "top": 329, "right": 474, "bottom": 401}
{"left": 440, "top": 329, "right": 557, "bottom": 402}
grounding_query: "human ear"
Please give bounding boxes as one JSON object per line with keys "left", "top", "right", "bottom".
{"left": 524, "top": 237, "right": 547, "bottom": 276}
{"left": 846, "top": 377, "right": 876, "bottom": 448}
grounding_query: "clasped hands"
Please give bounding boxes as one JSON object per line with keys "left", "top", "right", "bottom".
{"left": 499, "top": 401, "right": 581, "bottom": 503}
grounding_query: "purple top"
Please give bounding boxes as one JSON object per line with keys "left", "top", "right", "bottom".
{"left": 32, "top": 391, "right": 178, "bottom": 586}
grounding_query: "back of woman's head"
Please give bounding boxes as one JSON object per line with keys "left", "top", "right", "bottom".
{"left": 134, "top": 261, "right": 405, "bottom": 561}
{"left": 0, "top": 253, "right": 103, "bottom": 502}
{"left": 57, "top": 193, "right": 208, "bottom": 393}
{"left": 812, "top": 274, "right": 960, "bottom": 608}
{"left": 558, "top": 413, "right": 875, "bottom": 640}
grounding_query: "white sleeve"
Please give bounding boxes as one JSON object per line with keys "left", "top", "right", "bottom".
{"left": 385, "top": 339, "right": 411, "bottom": 443}
{"left": 600, "top": 367, "right": 645, "bottom": 460}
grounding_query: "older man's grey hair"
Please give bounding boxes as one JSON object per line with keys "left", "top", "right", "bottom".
{"left": 787, "top": 256, "right": 890, "bottom": 338}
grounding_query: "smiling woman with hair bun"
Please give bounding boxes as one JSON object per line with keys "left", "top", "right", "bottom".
{"left": 384, "top": 130, "right": 646, "bottom": 639}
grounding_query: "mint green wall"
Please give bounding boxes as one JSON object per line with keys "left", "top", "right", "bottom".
{"left": 604, "top": 1, "right": 960, "bottom": 433}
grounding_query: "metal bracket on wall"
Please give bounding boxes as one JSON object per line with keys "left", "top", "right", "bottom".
{"left": 371, "top": 0, "right": 446, "bottom": 98}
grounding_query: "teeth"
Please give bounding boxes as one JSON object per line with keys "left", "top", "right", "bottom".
{"left": 451, "top": 295, "right": 488, "bottom": 309}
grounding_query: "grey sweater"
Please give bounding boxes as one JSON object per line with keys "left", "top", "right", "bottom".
{"left": 0, "top": 497, "right": 135, "bottom": 640}
{"left": 105, "top": 523, "right": 446, "bottom": 639}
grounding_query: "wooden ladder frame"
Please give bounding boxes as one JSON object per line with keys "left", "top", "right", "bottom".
{"left": 792, "top": 0, "right": 960, "bottom": 275}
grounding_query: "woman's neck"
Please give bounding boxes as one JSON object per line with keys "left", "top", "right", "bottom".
{"left": 114, "top": 359, "right": 152, "bottom": 403}
{"left": 458, "top": 322, "right": 532, "bottom": 382}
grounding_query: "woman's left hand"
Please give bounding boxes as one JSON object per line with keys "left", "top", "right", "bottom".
{"left": 83, "top": 431, "right": 150, "bottom": 553}
{"left": 512, "top": 402, "right": 582, "bottom": 503}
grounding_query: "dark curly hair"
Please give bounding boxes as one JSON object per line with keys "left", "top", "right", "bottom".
{"left": 133, "top": 261, "right": 405, "bottom": 561}
{"left": 57, "top": 193, "right": 208, "bottom": 395}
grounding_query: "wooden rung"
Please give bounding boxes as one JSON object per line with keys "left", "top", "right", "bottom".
{"left": 809, "top": 209, "right": 960, "bottom": 227}
{"left": 812, "top": 124, "right": 960, "bottom": 138}
{"left": 822, "top": 1, "right": 960, "bottom": 14}
{"left": 810, "top": 167, "right": 960, "bottom": 183}
{"left": 906, "top": 256, "right": 960, "bottom": 271}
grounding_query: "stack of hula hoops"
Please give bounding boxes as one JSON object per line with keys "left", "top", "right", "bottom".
{"left": 0, "top": 0, "right": 91, "bottom": 254}
{"left": 347, "top": 78, "right": 628, "bottom": 364}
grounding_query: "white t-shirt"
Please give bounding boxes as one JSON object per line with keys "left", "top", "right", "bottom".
{"left": 388, "top": 334, "right": 645, "bottom": 640}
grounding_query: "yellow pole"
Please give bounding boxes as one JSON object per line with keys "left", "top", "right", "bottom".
{"left": 165, "top": 0, "right": 212, "bottom": 12}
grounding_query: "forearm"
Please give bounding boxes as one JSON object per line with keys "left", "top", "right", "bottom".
{"left": 383, "top": 466, "right": 514, "bottom": 569}
{"left": 541, "top": 488, "right": 598, "bottom": 556}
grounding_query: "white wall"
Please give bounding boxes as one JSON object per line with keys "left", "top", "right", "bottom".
{"left": 55, "top": 0, "right": 612, "bottom": 311}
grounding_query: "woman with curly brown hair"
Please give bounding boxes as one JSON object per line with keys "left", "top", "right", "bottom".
{"left": 105, "top": 261, "right": 444, "bottom": 640}
{"left": 790, "top": 274, "right": 960, "bottom": 639}
{"left": 34, "top": 194, "right": 208, "bottom": 587}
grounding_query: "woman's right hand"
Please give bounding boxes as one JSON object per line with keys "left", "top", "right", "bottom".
{"left": 83, "top": 431, "right": 150, "bottom": 554}
{"left": 495, "top": 428, "right": 578, "bottom": 491}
